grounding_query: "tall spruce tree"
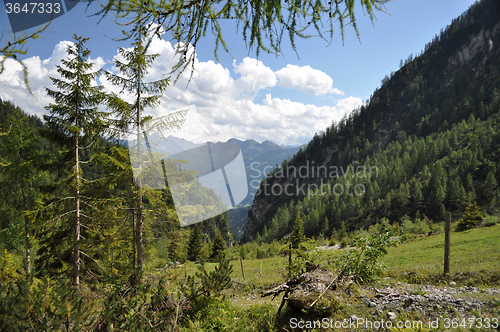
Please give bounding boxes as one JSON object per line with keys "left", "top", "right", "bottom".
{"left": 483, "top": 172, "right": 498, "bottom": 203}
{"left": 40, "top": 35, "right": 106, "bottom": 287}
{"left": 104, "top": 32, "right": 184, "bottom": 272}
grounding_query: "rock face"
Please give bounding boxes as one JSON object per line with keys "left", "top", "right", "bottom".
{"left": 362, "top": 284, "right": 500, "bottom": 319}
{"left": 448, "top": 22, "right": 500, "bottom": 68}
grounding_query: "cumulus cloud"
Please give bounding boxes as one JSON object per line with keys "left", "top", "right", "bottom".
{"left": 276, "top": 64, "right": 343, "bottom": 96}
{"left": 0, "top": 36, "right": 362, "bottom": 146}
{"left": 233, "top": 57, "right": 277, "bottom": 95}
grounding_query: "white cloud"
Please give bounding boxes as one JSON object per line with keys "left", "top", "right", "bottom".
{"left": 233, "top": 57, "right": 277, "bottom": 95}
{"left": 276, "top": 64, "right": 343, "bottom": 96}
{"left": 0, "top": 37, "right": 362, "bottom": 146}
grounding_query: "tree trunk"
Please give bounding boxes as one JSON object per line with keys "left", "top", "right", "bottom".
{"left": 19, "top": 134, "right": 30, "bottom": 279}
{"left": 73, "top": 107, "right": 81, "bottom": 287}
{"left": 132, "top": 193, "right": 136, "bottom": 270}
{"left": 136, "top": 77, "right": 143, "bottom": 272}
{"left": 20, "top": 178, "right": 30, "bottom": 278}
{"left": 136, "top": 186, "right": 143, "bottom": 271}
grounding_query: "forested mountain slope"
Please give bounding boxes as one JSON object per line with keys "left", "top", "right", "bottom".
{"left": 243, "top": 0, "right": 500, "bottom": 243}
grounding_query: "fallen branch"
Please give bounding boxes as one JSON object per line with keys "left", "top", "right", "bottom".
{"left": 261, "top": 277, "right": 301, "bottom": 300}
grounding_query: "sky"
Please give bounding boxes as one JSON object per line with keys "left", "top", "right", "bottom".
{"left": 0, "top": 0, "right": 479, "bottom": 146}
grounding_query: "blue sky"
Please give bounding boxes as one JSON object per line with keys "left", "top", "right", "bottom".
{"left": 0, "top": 0, "right": 478, "bottom": 145}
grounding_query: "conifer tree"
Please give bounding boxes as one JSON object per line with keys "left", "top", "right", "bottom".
{"left": 483, "top": 172, "right": 498, "bottom": 203}
{"left": 0, "top": 114, "right": 48, "bottom": 278}
{"left": 465, "top": 172, "right": 474, "bottom": 190}
{"left": 339, "top": 221, "right": 348, "bottom": 240}
{"left": 413, "top": 180, "right": 423, "bottom": 213}
{"left": 262, "top": 225, "right": 268, "bottom": 240}
{"left": 291, "top": 211, "right": 305, "bottom": 249}
{"left": 40, "top": 35, "right": 106, "bottom": 287}
{"left": 438, "top": 204, "right": 446, "bottom": 222}
{"left": 104, "top": 33, "right": 184, "bottom": 272}
{"left": 167, "top": 229, "right": 184, "bottom": 263}
{"left": 456, "top": 201, "right": 484, "bottom": 231}
{"left": 322, "top": 217, "right": 329, "bottom": 236}
{"left": 210, "top": 230, "right": 226, "bottom": 260}
{"left": 446, "top": 177, "right": 464, "bottom": 210}
{"left": 187, "top": 223, "right": 203, "bottom": 261}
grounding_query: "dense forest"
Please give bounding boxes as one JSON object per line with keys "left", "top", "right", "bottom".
{"left": 0, "top": 97, "right": 234, "bottom": 272}
{"left": 244, "top": 0, "right": 500, "bottom": 243}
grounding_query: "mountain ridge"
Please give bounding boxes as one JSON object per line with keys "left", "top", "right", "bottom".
{"left": 243, "top": 0, "right": 500, "bottom": 243}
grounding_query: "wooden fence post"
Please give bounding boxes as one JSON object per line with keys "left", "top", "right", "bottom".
{"left": 444, "top": 211, "right": 451, "bottom": 275}
{"left": 240, "top": 257, "right": 245, "bottom": 280}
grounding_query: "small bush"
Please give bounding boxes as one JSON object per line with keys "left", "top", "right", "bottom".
{"left": 401, "top": 216, "right": 430, "bottom": 235}
{"left": 335, "top": 230, "right": 404, "bottom": 283}
{"left": 456, "top": 201, "right": 484, "bottom": 231}
{"left": 256, "top": 248, "right": 268, "bottom": 259}
{"left": 429, "top": 221, "right": 445, "bottom": 235}
{"left": 288, "top": 239, "right": 322, "bottom": 275}
{"left": 340, "top": 238, "right": 348, "bottom": 248}
{"left": 482, "top": 216, "right": 498, "bottom": 227}
{"left": 239, "top": 246, "right": 247, "bottom": 259}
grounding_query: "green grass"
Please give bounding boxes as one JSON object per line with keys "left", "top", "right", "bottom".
{"left": 384, "top": 223, "right": 500, "bottom": 285}
{"left": 175, "top": 223, "right": 500, "bottom": 289}
{"left": 168, "top": 255, "right": 289, "bottom": 289}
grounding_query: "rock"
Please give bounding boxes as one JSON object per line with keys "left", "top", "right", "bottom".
{"left": 315, "top": 283, "right": 326, "bottom": 292}
{"left": 360, "top": 283, "right": 500, "bottom": 320}
{"left": 350, "top": 315, "right": 360, "bottom": 321}
{"left": 387, "top": 312, "right": 397, "bottom": 320}
{"left": 450, "top": 281, "right": 457, "bottom": 286}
